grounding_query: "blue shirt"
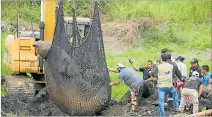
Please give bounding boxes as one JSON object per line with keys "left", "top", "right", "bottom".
{"left": 119, "top": 67, "right": 143, "bottom": 88}
{"left": 203, "top": 72, "right": 211, "bottom": 86}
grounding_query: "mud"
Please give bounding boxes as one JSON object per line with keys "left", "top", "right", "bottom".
{"left": 1, "top": 87, "right": 190, "bottom": 116}
{"left": 1, "top": 88, "right": 68, "bottom": 116}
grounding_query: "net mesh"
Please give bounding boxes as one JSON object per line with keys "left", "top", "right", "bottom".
{"left": 44, "top": 0, "right": 111, "bottom": 115}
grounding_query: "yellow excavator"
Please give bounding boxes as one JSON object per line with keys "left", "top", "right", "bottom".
{"left": 3, "top": 0, "right": 91, "bottom": 95}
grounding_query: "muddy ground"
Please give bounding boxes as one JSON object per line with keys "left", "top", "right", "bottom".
{"left": 1, "top": 86, "right": 191, "bottom": 116}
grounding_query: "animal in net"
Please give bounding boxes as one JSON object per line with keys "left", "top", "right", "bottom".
{"left": 43, "top": 0, "right": 111, "bottom": 116}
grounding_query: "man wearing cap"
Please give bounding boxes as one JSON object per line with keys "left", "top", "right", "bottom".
{"left": 177, "top": 71, "right": 203, "bottom": 114}
{"left": 108, "top": 63, "right": 150, "bottom": 112}
{"left": 175, "top": 56, "right": 187, "bottom": 100}
{"left": 176, "top": 56, "right": 187, "bottom": 78}
{"left": 189, "top": 58, "right": 202, "bottom": 78}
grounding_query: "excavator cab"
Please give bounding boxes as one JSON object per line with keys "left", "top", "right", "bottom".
{"left": 64, "top": 17, "right": 90, "bottom": 42}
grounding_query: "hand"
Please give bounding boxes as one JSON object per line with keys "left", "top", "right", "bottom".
{"left": 128, "top": 58, "right": 133, "bottom": 64}
{"left": 109, "top": 82, "right": 113, "bottom": 86}
{"left": 107, "top": 67, "right": 111, "bottom": 71}
{"left": 180, "top": 78, "right": 185, "bottom": 82}
{"left": 198, "top": 95, "right": 201, "bottom": 100}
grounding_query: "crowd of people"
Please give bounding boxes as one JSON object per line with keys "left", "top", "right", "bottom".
{"left": 108, "top": 48, "right": 212, "bottom": 116}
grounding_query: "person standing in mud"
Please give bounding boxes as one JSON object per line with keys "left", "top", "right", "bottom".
{"left": 149, "top": 53, "right": 179, "bottom": 116}
{"left": 189, "top": 58, "right": 202, "bottom": 78}
{"left": 163, "top": 52, "right": 183, "bottom": 106}
{"left": 108, "top": 63, "right": 150, "bottom": 113}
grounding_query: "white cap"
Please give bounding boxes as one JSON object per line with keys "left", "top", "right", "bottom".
{"left": 192, "top": 71, "right": 199, "bottom": 78}
{"left": 117, "top": 63, "right": 125, "bottom": 68}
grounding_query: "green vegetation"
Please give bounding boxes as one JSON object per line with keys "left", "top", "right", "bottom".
{"left": 1, "top": 83, "right": 7, "bottom": 96}
{"left": 1, "top": 34, "right": 12, "bottom": 74}
{"left": 104, "top": 1, "right": 210, "bottom": 23}
{"left": 1, "top": 1, "right": 211, "bottom": 99}
{"left": 103, "top": 1, "right": 211, "bottom": 50}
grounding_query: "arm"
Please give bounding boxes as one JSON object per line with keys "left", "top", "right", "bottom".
{"left": 108, "top": 68, "right": 119, "bottom": 73}
{"left": 198, "top": 84, "right": 203, "bottom": 97}
{"left": 184, "top": 68, "right": 187, "bottom": 78}
{"left": 174, "top": 63, "right": 183, "bottom": 81}
{"left": 207, "top": 92, "right": 212, "bottom": 99}
{"left": 130, "top": 63, "right": 140, "bottom": 71}
{"left": 201, "top": 92, "right": 208, "bottom": 99}
{"left": 145, "top": 77, "right": 153, "bottom": 82}
{"left": 149, "top": 67, "right": 158, "bottom": 81}
{"left": 198, "top": 68, "right": 203, "bottom": 78}
{"left": 189, "top": 67, "right": 192, "bottom": 77}
{"left": 110, "top": 79, "right": 121, "bottom": 86}
{"left": 202, "top": 88, "right": 212, "bottom": 99}
{"left": 128, "top": 58, "right": 140, "bottom": 71}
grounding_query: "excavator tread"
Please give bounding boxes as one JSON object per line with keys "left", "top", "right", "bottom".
{"left": 3, "top": 74, "right": 46, "bottom": 101}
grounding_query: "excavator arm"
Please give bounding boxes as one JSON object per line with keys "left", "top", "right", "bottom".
{"left": 39, "top": 0, "right": 56, "bottom": 72}
{"left": 41, "top": 0, "right": 56, "bottom": 42}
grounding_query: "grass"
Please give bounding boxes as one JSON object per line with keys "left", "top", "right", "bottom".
{"left": 1, "top": 33, "right": 12, "bottom": 74}
{"left": 105, "top": 1, "right": 211, "bottom": 23}
{"left": 1, "top": 33, "right": 12, "bottom": 96}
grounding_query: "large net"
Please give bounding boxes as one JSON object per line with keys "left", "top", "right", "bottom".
{"left": 44, "top": 0, "right": 111, "bottom": 116}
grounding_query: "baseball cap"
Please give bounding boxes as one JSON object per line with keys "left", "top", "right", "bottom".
{"left": 117, "top": 63, "right": 125, "bottom": 68}
{"left": 192, "top": 71, "right": 199, "bottom": 78}
{"left": 190, "top": 58, "right": 198, "bottom": 64}
{"left": 176, "top": 56, "right": 185, "bottom": 61}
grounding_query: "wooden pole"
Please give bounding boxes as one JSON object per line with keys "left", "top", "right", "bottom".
{"left": 189, "top": 109, "right": 212, "bottom": 116}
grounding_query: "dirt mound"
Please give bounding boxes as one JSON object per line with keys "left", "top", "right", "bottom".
{"left": 102, "top": 17, "right": 164, "bottom": 52}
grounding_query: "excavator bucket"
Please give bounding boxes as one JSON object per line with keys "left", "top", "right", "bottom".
{"left": 43, "top": 0, "right": 111, "bottom": 116}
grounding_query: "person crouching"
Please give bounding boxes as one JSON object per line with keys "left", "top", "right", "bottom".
{"left": 177, "top": 71, "right": 203, "bottom": 114}
{"left": 108, "top": 63, "right": 150, "bottom": 112}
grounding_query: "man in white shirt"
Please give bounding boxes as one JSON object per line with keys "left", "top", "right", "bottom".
{"left": 175, "top": 56, "right": 187, "bottom": 101}
{"left": 176, "top": 56, "right": 187, "bottom": 77}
